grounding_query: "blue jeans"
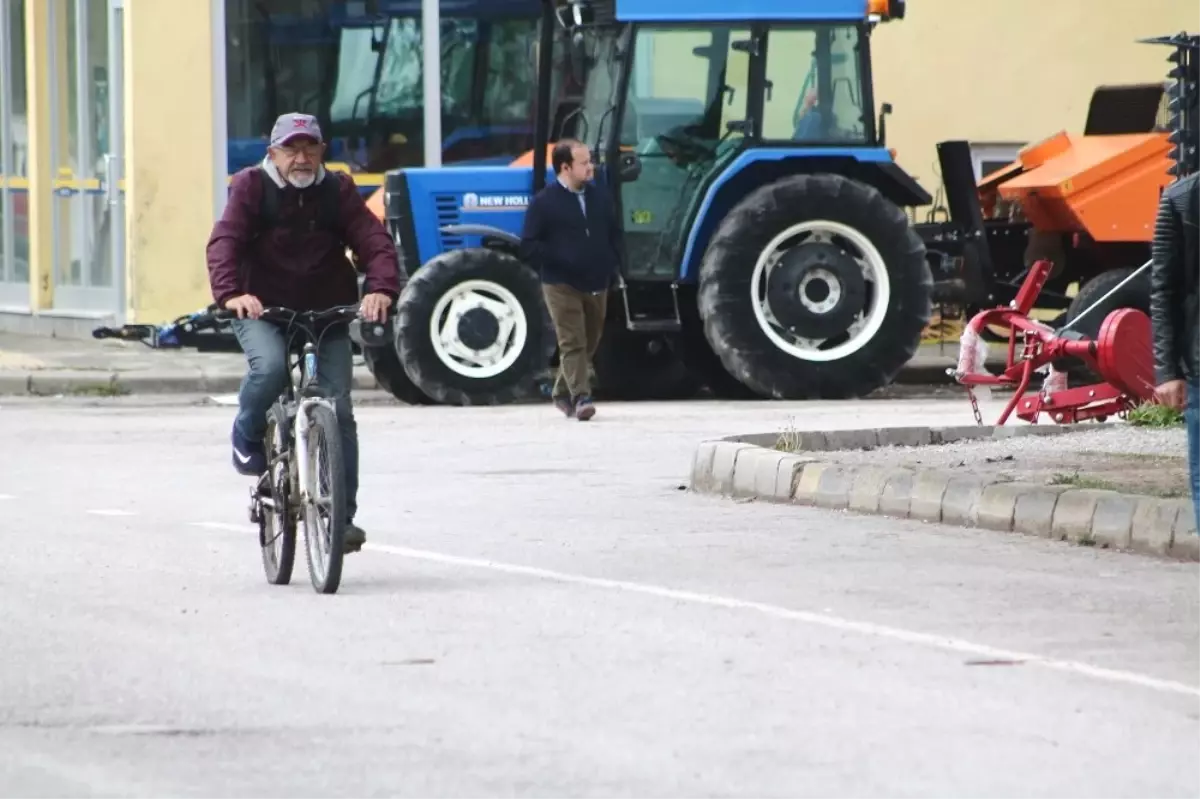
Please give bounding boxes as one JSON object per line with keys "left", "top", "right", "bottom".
{"left": 1188, "top": 380, "right": 1200, "bottom": 536}
{"left": 231, "top": 318, "right": 359, "bottom": 521}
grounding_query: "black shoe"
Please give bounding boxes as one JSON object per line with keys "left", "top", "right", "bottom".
{"left": 553, "top": 395, "right": 575, "bottom": 418}
{"left": 344, "top": 522, "right": 366, "bottom": 553}
{"left": 574, "top": 395, "right": 596, "bottom": 421}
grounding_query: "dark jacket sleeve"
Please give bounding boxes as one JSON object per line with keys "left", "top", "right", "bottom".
{"left": 1150, "top": 185, "right": 1184, "bottom": 384}
{"left": 335, "top": 173, "right": 405, "bottom": 298}
{"left": 206, "top": 167, "right": 262, "bottom": 308}
{"left": 519, "top": 191, "right": 551, "bottom": 270}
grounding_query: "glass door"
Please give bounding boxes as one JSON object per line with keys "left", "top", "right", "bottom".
{"left": 0, "top": 0, "right": 30, "bottom": 308}
{"left": 52, "top": 0, "right": 123, "bottom": 316}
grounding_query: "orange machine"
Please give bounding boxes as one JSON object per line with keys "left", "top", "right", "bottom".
{"left": 975, "top": 83, "right": 1173, "bottom": 245}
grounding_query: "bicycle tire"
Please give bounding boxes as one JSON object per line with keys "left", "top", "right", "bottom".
{"left": 302, "top": 404, "right": 347, "bottom": 594}
{"left": 260, "top": 405, "right": 296, "bottom": 586}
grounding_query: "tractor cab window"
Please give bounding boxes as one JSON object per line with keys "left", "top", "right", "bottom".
{"left": 761, "top": 24, "right": 869, "bottom": 145}
{"left": 573, "top": 28, "right": 626, "bottom": 151}
{"left": 225, "top": 2, "right": 544, "bottom": 175}
{"left": 616, "top": 24, "right": 752, "bottom": 280}
{"left": 326, "top": 17, "right": 541, "bottom": 169}
{"left": 623, "top": 26, "right": 751, "bottom": 158}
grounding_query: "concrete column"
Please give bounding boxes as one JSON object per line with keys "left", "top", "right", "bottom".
{"left": 122, "top": 0, "right": 220, "bottom": 323}
{"left": 23, "top": 0, "right": 54, "bottom": 309}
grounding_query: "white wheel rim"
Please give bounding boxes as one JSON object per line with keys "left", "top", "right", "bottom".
{"left": 428, "top": 279, "right": 529, "bottom": 379}
{"left": 749, "top": 220, "right": 891, "bottom": 363}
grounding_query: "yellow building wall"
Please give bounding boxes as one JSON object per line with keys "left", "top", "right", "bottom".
{"left": 123, "top": 0, "right": 219, "bottom": 323}
{"left": 872, "top": 0, "right": 1200, "bottom": 195}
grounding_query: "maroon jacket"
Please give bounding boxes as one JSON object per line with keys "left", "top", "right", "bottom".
{"left": 206, "top": 165, "right": 403, "bottom": 311}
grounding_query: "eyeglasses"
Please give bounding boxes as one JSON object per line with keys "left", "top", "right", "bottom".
{"left": 277, "top": 142, "right": 323, "bottom": 159}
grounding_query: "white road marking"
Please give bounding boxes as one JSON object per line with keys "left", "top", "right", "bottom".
{"left": 191, "top": 521, "right": 254, "bottom": 532}
{"left": 365, "top": 543, "right": 1200, "bottom": 699}
{"left": 87, "top": 509, "right": 137, "bottom": 516}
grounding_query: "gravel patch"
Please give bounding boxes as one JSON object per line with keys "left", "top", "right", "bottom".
{"left": 814, "top": 424, "right": 1190, "bottom": 498}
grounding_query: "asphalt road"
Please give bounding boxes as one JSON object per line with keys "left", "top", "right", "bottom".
{"left": 1, "top": 393, "right": 1197, "bottom": 798}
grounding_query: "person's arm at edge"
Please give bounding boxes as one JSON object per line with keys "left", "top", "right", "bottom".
{"left": 1150, "top": 185, "right": 1184, "bottom": 385}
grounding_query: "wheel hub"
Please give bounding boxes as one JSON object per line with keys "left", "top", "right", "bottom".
{"left": 765, "top": 242, "right": 865, "bottom": 339}
{"left": 456, "top": 306, "right": 500, "bottom": 352}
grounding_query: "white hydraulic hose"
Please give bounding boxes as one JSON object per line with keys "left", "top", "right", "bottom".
{"left": 1057, "top": 258, "right": 1152, "bottom": 333}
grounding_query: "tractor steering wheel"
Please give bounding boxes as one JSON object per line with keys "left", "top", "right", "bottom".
{"left": 654, "top": 128, "right": 717, "bottom": 167}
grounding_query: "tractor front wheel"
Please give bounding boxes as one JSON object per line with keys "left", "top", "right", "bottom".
{"left": 395, "top": 248, "right": 555, "bottom": 406}
{"left": 697, "top": 173, "right": 932, "bottom": 399}
{"left": 362, "top": 341, "right": 436, "bottom": 405}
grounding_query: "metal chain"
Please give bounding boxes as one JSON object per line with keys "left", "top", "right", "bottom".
{"left": 967, "top": 386, "right": 983, "bottom": 426}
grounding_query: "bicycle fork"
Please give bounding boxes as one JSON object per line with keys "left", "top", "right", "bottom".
{"left": 293, "top": 397, "right": 333, "bottom": 506}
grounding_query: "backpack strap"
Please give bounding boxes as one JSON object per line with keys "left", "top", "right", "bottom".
{"left": 318, "top": 170, "right": 342, "bottom": 234}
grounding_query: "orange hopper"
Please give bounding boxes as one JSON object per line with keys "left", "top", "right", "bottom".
{"left": 984, "top": 129, "right": 1172, "bottom": 244}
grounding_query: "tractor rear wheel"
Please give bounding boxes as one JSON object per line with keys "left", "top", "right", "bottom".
{"left": 697, "top": 173, "right": 932, "bottom": 399}
{"left": 395, "top": 248, "right": 554, "bottom": 406}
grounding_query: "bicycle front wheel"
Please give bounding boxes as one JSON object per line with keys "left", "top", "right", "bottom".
{"left": 301, "top": 404, "right": 347, "bottom": 594}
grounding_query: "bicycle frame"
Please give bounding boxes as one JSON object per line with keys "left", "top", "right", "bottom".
{"left": 262, "top": 306, "right": 360, "bottom": 506}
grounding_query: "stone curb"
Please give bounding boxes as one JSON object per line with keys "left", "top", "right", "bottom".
{"left": 0, "top": 368, "right": 380, "bottom": 396}
{"left": 689, "top": 426, "right": 1199, "bottom": 562}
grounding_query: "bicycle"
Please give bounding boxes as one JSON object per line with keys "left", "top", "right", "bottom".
{"left": 199, "top": 302, "right": 389, "bottom": 595}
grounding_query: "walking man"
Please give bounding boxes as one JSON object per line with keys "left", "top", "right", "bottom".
{"left": 520, "top": 139, "right": 622, "bottom": 421}
{"left": 1149, "top": 170, "right": 1199, "bottom": 533}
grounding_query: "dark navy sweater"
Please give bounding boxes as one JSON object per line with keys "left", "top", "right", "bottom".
{"left": 519, "top": 179, "right": 622, "bottom": 293}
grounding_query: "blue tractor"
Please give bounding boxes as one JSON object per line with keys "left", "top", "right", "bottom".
{"left": 372, "top": 0, "right": 934, "bottom": 405}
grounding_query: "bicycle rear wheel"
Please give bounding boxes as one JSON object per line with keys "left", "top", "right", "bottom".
{"left": 301, "top": 404, "right": 347, "bottom": 594}
{"left": 260, "top": 405, "right": 296, "bottom": 585}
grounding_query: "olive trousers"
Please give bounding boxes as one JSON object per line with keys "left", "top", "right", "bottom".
{"left": 542, "top": 282, "right": 607, "bottom": 399}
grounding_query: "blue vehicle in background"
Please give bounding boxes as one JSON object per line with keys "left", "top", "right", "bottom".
{"left": 370, "top": 0, "right": 937, "bottom": 405}
{"left": 225, "top": 0, "right": 555, "bottom": 191}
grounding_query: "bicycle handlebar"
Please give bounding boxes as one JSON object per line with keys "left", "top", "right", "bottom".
{"left": 209, "top": 303, "right": 364, "bottom": 324}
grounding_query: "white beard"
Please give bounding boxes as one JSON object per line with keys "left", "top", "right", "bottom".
{"left": 287, "top": 171, "right": 316, "bottom": 189}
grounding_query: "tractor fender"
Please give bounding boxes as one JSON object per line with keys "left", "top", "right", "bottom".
{"left": 439, "top": 224, "right": 521, "bottom": 246}
{"left": 439, "top": 224, "right": 523, "bottom": 257}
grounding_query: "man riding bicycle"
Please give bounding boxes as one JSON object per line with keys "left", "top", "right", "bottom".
{"left": 206, "top": 112, "right": 404, "bottom": 553}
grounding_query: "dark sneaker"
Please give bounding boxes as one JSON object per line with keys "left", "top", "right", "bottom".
{"left": 553, "top": 395, "right": 575, "bottom": 418}
{"left": 231, "top": 425, "right": 266, "bottom": 476}
{"left": 574, "top": 395, "right": 596, "bottom": 421}
{"left": 344, "top": 523, "right": 366, "bottom": 553}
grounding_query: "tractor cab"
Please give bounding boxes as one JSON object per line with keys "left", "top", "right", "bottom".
{"left": 554, "top": 0, "right": 907, "bottom": 328}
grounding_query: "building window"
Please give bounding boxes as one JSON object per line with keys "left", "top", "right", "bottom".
{"left": 970, "top": 142, "right": 1025, "bottom": 182}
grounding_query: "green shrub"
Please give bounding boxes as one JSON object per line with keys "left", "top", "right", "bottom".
{"left": 1127, "top": 403, "right": 1185, "bottom": 428}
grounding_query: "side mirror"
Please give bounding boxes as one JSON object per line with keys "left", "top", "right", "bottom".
{"left": 617, "top": 151, "right": 642, "bottom": 182}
